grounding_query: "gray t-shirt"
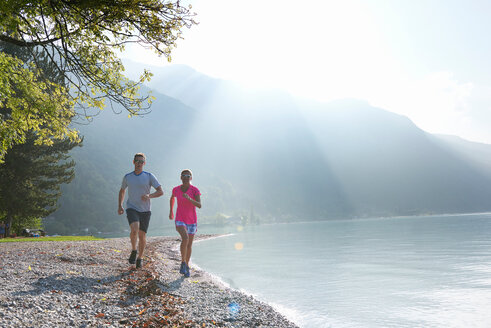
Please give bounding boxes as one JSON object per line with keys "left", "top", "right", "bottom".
{"left": 121, "top": 171, "right": 161, "bottom": 212}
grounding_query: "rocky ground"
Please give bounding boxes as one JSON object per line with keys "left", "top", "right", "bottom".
{"left": 0, "top": 236, "right": 299, "bottom": 327}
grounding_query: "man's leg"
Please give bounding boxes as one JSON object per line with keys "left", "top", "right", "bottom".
{"left": 135, "top": 211, "right": 151, "bottom": 269}
{"left": 138, "top": 230, "right": 146, "bottom": 259}
{"left": 129, "top": 221, "right": 139, "bottom": 251}
{"left": 128, "top": 221, "right": 139, "bottom": 264}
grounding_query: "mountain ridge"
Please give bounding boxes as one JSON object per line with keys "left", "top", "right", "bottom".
{"left": 48, "top": 63, "right": 491, "bottom": 234}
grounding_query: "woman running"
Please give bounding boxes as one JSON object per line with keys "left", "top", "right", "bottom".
{"left": 169, "top": 169, "right": 201, "bottom": 277}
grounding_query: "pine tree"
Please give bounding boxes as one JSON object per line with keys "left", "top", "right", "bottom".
{"left": 0, "top": 132, "right": 81, "bottom": 236}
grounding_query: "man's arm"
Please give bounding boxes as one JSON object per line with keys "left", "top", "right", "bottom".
{"left": 141, "top": 185, "right": 164, "bottom": 201}
{"left": 118, "top": 188, "right": 126, "bottom": 215}
{"left": 150, "top": 185, "right": 164, "bottom": 198}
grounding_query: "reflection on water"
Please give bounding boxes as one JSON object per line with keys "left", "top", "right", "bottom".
{"left": 191, "top": 214, "right": 491, "bottom": 328}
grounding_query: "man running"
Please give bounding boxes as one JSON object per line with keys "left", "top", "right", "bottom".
{"left": 118, "top": 153, "right": 163, "bottom": 268}
{"left": 169, "top": 169, "right": 201, "bottom": 277}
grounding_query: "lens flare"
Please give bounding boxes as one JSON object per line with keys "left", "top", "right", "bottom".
{"left": 228, "top": 302, "right": 240, "bottom": 320}
{"left": 234, "top": 242, "right": 244, "bottom": 250}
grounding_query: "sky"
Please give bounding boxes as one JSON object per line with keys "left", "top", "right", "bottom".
{"left": 120, "top": 0, "right": 491, "bottom": 144}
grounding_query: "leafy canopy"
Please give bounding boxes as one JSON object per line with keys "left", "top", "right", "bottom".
{"left": 0, "top": 0, "right": 196, "bottom": 161}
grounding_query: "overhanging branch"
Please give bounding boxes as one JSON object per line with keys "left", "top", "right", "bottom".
{"left": 0, "top": 34, "right": 62, "bottom": 47}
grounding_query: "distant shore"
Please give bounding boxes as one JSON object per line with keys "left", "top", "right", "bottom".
{"left": 0, "top": 236, "right": 298, "bottom": 327}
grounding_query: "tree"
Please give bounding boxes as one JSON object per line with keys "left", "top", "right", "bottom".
{"left": 0, "top": 34, "right": 79, "bottom": 236}
{"left": 0, "top": 0, "right": 196, "bottom": 161}
{"left": 0, "top": 131, "right": 81, "bottom": 237}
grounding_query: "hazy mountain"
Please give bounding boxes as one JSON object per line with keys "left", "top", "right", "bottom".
{"left": 127, "top": 62, "right": 491, "bottom": 216}
{"left": 433, "top": 134, "right": 491, "bottom": 177}
{"left": 298, "top": 99, "right": 491, "bottom": 216}
{"left": 49, "top": 63, "right": 491, "bottom": 234}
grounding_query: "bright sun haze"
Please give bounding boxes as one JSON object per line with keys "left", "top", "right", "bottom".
{"left": 120, "top": 0, "right": 491, "bottom": 144}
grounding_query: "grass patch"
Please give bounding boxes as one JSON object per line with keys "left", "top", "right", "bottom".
{"left": 0, "top": 236, "right": 104, "bottom": 243}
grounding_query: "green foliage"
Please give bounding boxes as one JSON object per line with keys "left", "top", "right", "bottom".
{"left": 0, "top": 0, "right": 197, "bottom": 161}
{"left": 0, "top": 131, "right": 81, "bottom": 235}
{"left": 10, "top": 215, "right": 43, "bottom": 234}
{"left": 0, "top": 236, "right": 104, "bottom": 243}
{"left": 0, "top": 51, "right": 78, "bottom": 161}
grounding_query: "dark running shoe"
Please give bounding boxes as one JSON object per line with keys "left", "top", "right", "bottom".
{"left": 184, "top": 264, "right": 190, "bottom": 278}
{"left": 128, "top": 250, "right": 137, "bottom": 264}
{"left": 179, "top": 262, "right": 186, "bottom": 274}
{"left": 136, "top": 258, "right": 142, "bottom": 269}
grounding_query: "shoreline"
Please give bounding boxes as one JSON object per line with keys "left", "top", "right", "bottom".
{"left": 0, "top": 236, "right": 298, "bottom": 327}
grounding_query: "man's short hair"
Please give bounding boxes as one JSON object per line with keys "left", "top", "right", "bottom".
{"left": 134, "top": 153, "right": 146, "bottom": 161}
{"left": 181, "top": 169, "right": 193, "bottom": 176}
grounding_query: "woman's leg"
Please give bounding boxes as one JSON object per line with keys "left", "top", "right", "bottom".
{"left": 176, "top": 225, "right": 189, "bottom": 263}
{"left": 186, "top": 234, "right": 195, "bottom": 264}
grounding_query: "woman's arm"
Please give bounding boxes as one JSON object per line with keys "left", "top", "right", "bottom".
{"left": 184, "top": 193, "right": 201, "bottom": 209}
{"left": 169, "top": 195, "right": 175, "bottom": 220}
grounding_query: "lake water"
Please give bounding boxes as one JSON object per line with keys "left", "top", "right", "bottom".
{"left": 190, "top": 214, "right": 491, "bottom": 327}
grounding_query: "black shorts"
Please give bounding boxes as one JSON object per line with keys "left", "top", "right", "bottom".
{"left": 126, "top": 208, "right": 151, "bottom": 233}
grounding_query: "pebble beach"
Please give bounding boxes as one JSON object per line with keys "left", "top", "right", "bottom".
{"left": 0, "top": 236, "right": 299, "bottom": 328}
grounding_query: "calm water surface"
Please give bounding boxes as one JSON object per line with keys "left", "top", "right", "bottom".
{"left": 191, "top": 214, "right": 491, "bottom": 328}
